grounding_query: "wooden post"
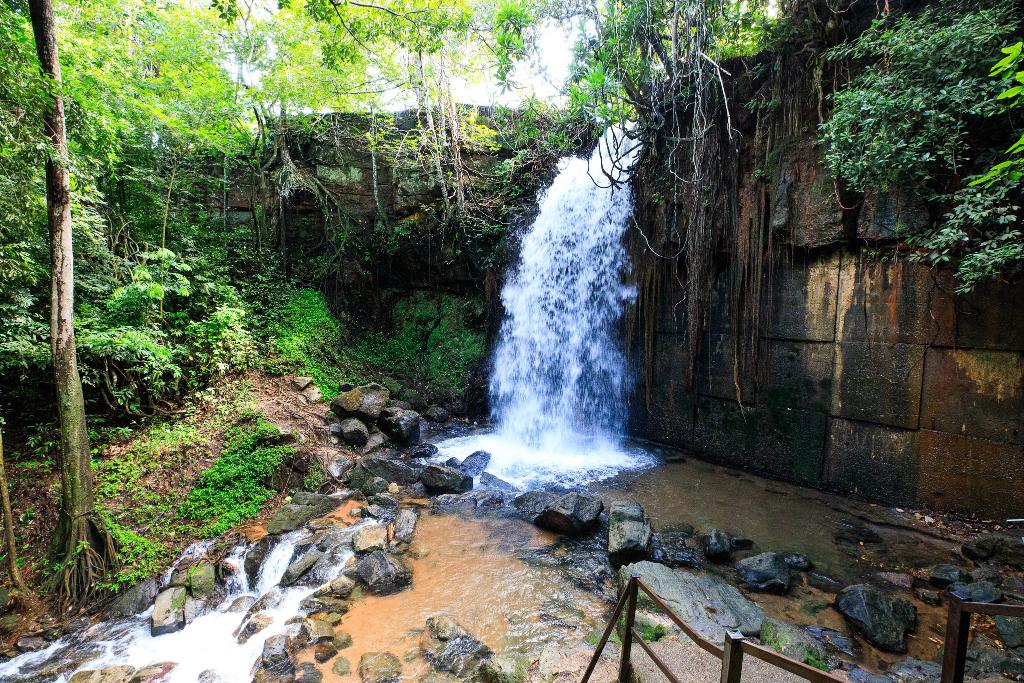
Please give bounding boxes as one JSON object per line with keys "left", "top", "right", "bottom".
{"left": 720, "top": 630, "right": 745, "bottom": 683}
{"left": 940, "top": 595, "right": 971, "bottom": 683}
{"left": 619, "top": 574, "right": 639, "bottom": 683}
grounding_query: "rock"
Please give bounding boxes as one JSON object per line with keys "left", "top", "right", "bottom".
{"left": 808, "top": 572, "right": 845, "bottom": 593}
{"left": 353, "top": 551, "right": 412, "bottom": 595}
{"left": 359, "top": 652, "right": 402, "bottom": 683}
{"left": 68, "top": 666, "right": 137, "bottom": 683}
{"left": 534, "top": 492, "right": 603, "bottom": 535}
{"left": 915, "top": 588, "right": 942, "bottom": 606}
{"left": 299, "top": 617, "right": 336, "bottom": 646}
{"left": 313, "top": 642, "right": 337, "bottom": 663}
{"left": 330, "top": 383, "right": 391, "bottom": 421}
{"left": 477, "top": 473, "right": 518, "bottom": 492}
{"left": 293, "top": 376, "right": 314, "bottom": 391}
{"left": 129, "top": 662, "right": 176, "bottom": 683}
{"left": 420, "top": 464, "right": 473, "bottom": 494}
{"left": 281, "top": 549, "right": 324, "bottom": 587}
{"left": 317, "top": 575, "right": 357, "bottom": 600}
{"left": 188, "top": 563, "right": 217, "bottom": 599}
{"left": 834, "top": 519, "right": 883, "bottom": 545}
{"left": 803, "top": 625, "right": 859, "bottom": 657}
{"left": 876, "top": 572, "right": 915, "bottom": 590}
{"left": 619, "top": 561, "right": 764, "bottom": 642}
{"left": 401, "top": 388, "right": 426, "bottom": 410}
{"left": 363, "top": 477, "right": 390, "bottom": 496}
{"left": 361, "top": 456, "right": 423, "bottom": 485}
{"left": 259, "top": 634, "right": 294, "bottom": 679}
{"left": 424, "top": 406, "right": 449, "bottom": 422}
{"left": 227, "top": 596, "right": 257, "bottom": 614}
{"left": 477, "top": 654, "right": 528, "bottom": 683}
{"left": 198, "top": 670, "right": 223, "bottom": 683}
{"left": 379, "top": 407, "right": 421, "bottom": 446}
{"left": 15, "top": 634, "right": 47, "bottom": 652}
{"left": 835, "top": 584, "right": 917, "bottom": 652}
{"left": 996, "top": 615, "right": 1024, "bottom": 649}
{"left": 702, "top": 529, "right": 736, "bottom": 562}
{"left": 419, "top": 615, "right": 492, "bottom": 676}
{"left": 389, "top": 400, "right": 413, "bottom": 411}
{"left": 963, "top": 533, "right": 1024, "bottom": 568}
{"left": 966, "top": 634, "right": 1024, "bottom": 679}
{"left": 760, "top": 619, "right": 829, "bottom": 668}
{"left": 512, "top": 491, "right": 558, "bottom": 518}
{"left": 928, "top": 564, "right": 965, "bottom": 587}
{"left": 184, "top": 595, "right": 209, "bottom": 623}
{"left": 607, "top": 501, "right": 652, "bottom": 566}
{"left": 394, "top": 509, "right": 417, "bottom": 543}
{"left": 107, "top": 578, "right": 160, "bottom": 618}
{"left": 340, "top": 418, "right": 370, "bottom": 446}
{"left": 736, "top": 552, "right": 791, "bottom": 593}
{"left": 948, "top": 581, "right": 1002, "bottom": 603}
{"left": 332, "top": 657, "right": 352, "bottom": 676}
{"left": 235, "top": 612, "right": 273, "bottom": 643}
{"left": 151, "top": 586, "right": 187, "bottom": 636}
{"left": 353, "top": 524, "right": 389, "bottom": 553}
{"left": 245, "top": 537, "right": 277, "bottom": 588}
{"left": 650, "top": 532, "right": 703, "bottom": 569}
{"left": 408, "top": 444, "right": 439, "bottom": 459}
{"left": 887, "top": 658, "right": 942, "bottom": 683}
{"left": 457, "top": 451, "right": 490, "bottom": 477}
{"left": 267, "top": 494, "right": 343, "bottom": 534}
{"left": 784, "top": 554, "right": 813, "bottom": 571}
{"left": 294, "top": 662, "right": 323, "bottom": 683}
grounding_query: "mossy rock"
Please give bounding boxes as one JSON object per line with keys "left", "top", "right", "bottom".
{"left": 760, "top": 618, "right": 829, "bottom": 670}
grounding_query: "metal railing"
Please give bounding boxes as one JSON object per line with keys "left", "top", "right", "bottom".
{"left": 582, "top": 572, "right": 1024, "bottom": 683}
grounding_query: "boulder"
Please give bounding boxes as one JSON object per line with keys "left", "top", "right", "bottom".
{"left": 226, "top": 595, "right": 256, "bottom": 613}
{"left": 650, "top": 532, "right": 703, "bottom": 569}
{"left": 361, "top": 456, "right": 423, "bottom": 485}
{"left": 966, "top": 634, "right": 1024, "bottom": 679}
{"left": 760, "top": 619, "right": 829, "bottom": 668}
{"left": 316, "top": 575, "right": 357, "bottom": 600}
{"left": 408, "top": 444, "right": 439, "bottom": 459}
{"left": 478, "top": 473, "right": 518, "bottom": 492}
{"left": 618, "top": 561, "right": 764, "bottom": 642}
{"left": 353, "top": 551, "right": 412, "bottom": 595}
{"left": 299, "top": 617, "right": 336, "bottom": 646}
{"left": 294, "top": 662, "right": 323, "bottom": 683}
{"left": 996, "top": 615, "right": 1024, "bottom": 649}
{"left": 607, "top": 501, "right": 653, "bottom": 566}
{"left": 886, "top": 658, "right": 942, "bottom": 683}
{"left": 424, "top": 406, "right": 450, "bottom": 423}
{"left": 15, "top": 634, "right": 47, "bottom": 651}
{"left": 948, "top": 581, "right": 1002, "bottom": 603}
{"left": 534, "top": 493, "right": 603, "bottom": 535}
{"left": 258, "top": 634, "right": 294, "bottom": 680}
{"left": 107, "top": 578, "right": 159, "bottom": 619}
{"left": 702, "top": 529, "right": 736, "bottom": 562}
{"left": 361, "top": 432, "right": 388, "bottom": 455}
{"left": 835, "top": 584, "right": 917, "bottom": 652}
{"left": 379, "top": 407, "right": 421, "bottom": 446}
{"left": 339, "top": 418, "right": 370, "bottom": 446}
{"left": 129, "top": 662, "right": 176, "bottom": 683}
{"left": 927, "top": 564, "right": 965, "bottom": 587}
{"left": 421, "top": 465, "right": 473, "bottom": 494}
{"left": 315, "top": 642, "right": 337, "bottom": 663}
{"left": 394, "top": 509, "right": 417, "bottom": 544}
{"left": 457, "top": 451, "right": 491, "bottom": 477}
{"left": 419, "top": 615, "right": 492, "bottom": 676}
{"left": 834, "top": 519, "right": 883, "bottom": 546}
{"left": 511, "top": 491, "right": 558, "bottom": 518}
{"left": 784, "top": 554, "right": 813, "bottom": 571}
{"left": 327, "top": 455, "right": 355, "bottom": 480}
{"left": 353, "top": 524, "right": 389, "bottom": 553}
{"left": 151, "top": 586, "right": 187, "bottom": 636}
{"left": 267, "top": 494, "right": 343, "bottom": 534}
{"left": 245, "top": 536, "right": 277, "bottom": 588}
{"left": 68, "top": 666, "right": 137, "bottom": 683}
{"left": 359, "top": 652, "right": 402, "bottom": 683}
{"left": 332, "top": 658, "right": 352, "bottom": 676}
{"left": 330, "top": 383, "right": 391, "bottom": 421}
{"left": 963, "top": 533, "right": 1024, "bottom": 568}
{"left": 188, "top": 563, "right": 217, "bottom": 600}
{"left": 281, "top": 550, "right": 324, "bottom": 587}
{"left": 735, "top": 553, "right": 791, "bottom": 593}
{"left": 235, "top": 612, "right": 273, "bottom": 643}
{"left": 477, "top": 655, "right": 528, "bottom": 683}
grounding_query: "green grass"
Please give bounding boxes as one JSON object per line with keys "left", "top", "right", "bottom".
{"left": 269, "top": 288, "right": 347, "bottom": 398}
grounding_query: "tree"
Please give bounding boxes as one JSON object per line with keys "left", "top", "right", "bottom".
{"left": 0, "top": 429, "right": 30, "bottom": 598}
{"left": 27, "top": 0, "right": 117, "bottom": 610}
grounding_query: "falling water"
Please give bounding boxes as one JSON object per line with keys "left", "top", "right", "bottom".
{"left": 437, "top": 128, "right": 655, "bottom": 488}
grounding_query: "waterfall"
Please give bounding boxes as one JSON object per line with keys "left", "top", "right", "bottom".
{"left": 490, "top": 128, "right": 639, "bottom": 448}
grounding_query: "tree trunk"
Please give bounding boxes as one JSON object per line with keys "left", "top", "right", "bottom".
{"left": 28, "top": 0, "right": 117, "bottom": 611}
{"left": 0, "top": 430, "right": 31, "bottom": 598}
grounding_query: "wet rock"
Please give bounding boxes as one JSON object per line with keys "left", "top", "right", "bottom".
{"left": 340, "top": 418, "right": 370, "bottom": 446}
{"left": 736, "top": 552, "right": 791, "bottom": 593}
{"left": 129, "top": 662, "right": 176, "bottom": 683}
{"left": 327, "top": 455, "right": 355, "bottom": 480}
{"left": 457, "top": 451, "right": 490, "bottom": 477}
{"left": 245, "top": 537, "right": 277, "bottom": 588}
{"left": 299, "top": 594, "right": 349, "bottom": 616}
{"left": 267, "top": 493, "right": 343, "bottom": 534}
{"left": 424, "top": 406, "right": 450, "bottom": 423}
{"left": 330, "top": 383, "right": 391, "bottom": 421}
{"left": 359, "top": 652, "right": 402, "bottom": 683}
{"left": 332, "top": 657, "right": 352, "bottom": 676}
{"left": 784, "top": 554, "right": 813, "bottom": 571}
{"left": 760, "top": 619, "right": 828, "bottom": 667}
{"left": 702, "top": 529, "right": 736, "bottom": 562}
{"left": 107, "top": 578, "right": 160, "bottom": 618}
{"left": 15, "top": 634, "right": 47, "bottom": 652}
{"left": 808, "top": 572, "right": 844, "bottom": 593}
{"left": 247, "top": 589, "right": 284, "bottom": 616}
{"left": 317, "top": 575, "right": 356, "bottom": 600}
{"left": 294, "top": 662, "right": 323, "bottom": 683}
{"left": 420, "top": 465, "right": 473, "bottom": 494}
{"left": 189, "top": 563, "right": 218, "bottom": 599}
{"left": 235, "top": 612, "right": 273, "bottom": 643}
{"left": 619, "top": 561, "right": 764, "bottom": 642}
{"left": 607, "top": 501, "right": 652, "bottom": 566}
{"left": 300, "top": 617, "right": 336, "bottom": 645}
{"left": 887, "top": 658, "right": 942, "bottom": 683}
{"left": 834, "top": 519, "right": 883, "bottom": 546}
{"left": 963, "top": 533, "right": 1024, "bottom": 568}
{"left": 379, "top": 407, "right": 422, "bottom": 446}
{"left": 258, "top": 634, "right": 294, "bottom": 680}
{"left": 198, "top": 670, "right": 223, "bottom": 683}
{"left": 927, "top": 564, "right": 965, "bottom": 588}
{"left": 361, "top": 457, "right": 423, "bottom": 486}
{"left": 353, "top": 524, "right": 388, "bottom": 553}
{"left": 227, "top": 596, "right": 257, "bottom": 614}
{"left": 477, "top": 473, "right": 518, "bottom": 492}
{"left": 803, "top": 625, "right": 859, "bottom": 657}
{"left": 408, "top": 444, "right": 439, "bottom": 459}
{"left": 353, "top": 551, "right": 412, "bottom": 595}
{"left": 511, "top": 491, "right": 558, "bottom": 518}
{"left": 876, "top": 572, "right": 915, "bottom": 590}
{"left": 477, "top": 654, "right": 528, "bottom": 683}
{"left": 996, "top": 615, "right": 1024, "bottom": 649}
{"left": 151, "top": 586, "right": 187, "bottom": 636}
{"left": 394, "top": 509, "right": 417, "bottom": 544}
{"left": 650, "top": 532, "right": 703, "bottom": 569}
{"left": 361, "top": 432, "right": 388, "bottom": 455}
{"left": 948, "top": 581, "right": 1002, "bottom": 603}
{"left": 915, "top": 588, "right": 942, "bottom": 606}
{"left": 966, "top": 635, "right": 1024, "bottom": 679}
{"left": 835, "top": 584, "right": 917, "bottom": 652}
{"left": 281, "top": 550, "right": 324, "bottom": 586}
{"left": 419, "top": 615, "right": 492, "bottom": 676}
{"left": 68, "top": 666, "right": 137, "bottom": 683}
{"left": 534, "top": 493, "right": 603, "bottom": 535}
{"left": 363, "top": 477, "right": 390, "bottom": 497}
{"left": 184, "top": 595, "right": 210, "bottom": 623}
{"left": 315, "top": 643, "right": 337, "bottom": 663}
{"left": 335, "top": 631, "right": 354, "bottom": 649}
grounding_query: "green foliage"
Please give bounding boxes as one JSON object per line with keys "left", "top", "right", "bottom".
{"left": 973, "top": 41, "right": 1024, "bottom": 187}
{"left": 180, "top": 417, "right": 291, "bottom": 537}
{"left": 267, "top": 288, "right": 347, "bottom": 398}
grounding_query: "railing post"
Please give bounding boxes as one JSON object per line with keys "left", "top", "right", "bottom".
{"left": 720, "top": 630, "right": 745, "bottom": 683}
{"left": 618, "top": 574, "right": 639, "bottom": 683}
{"left": 940, "top": 595, "right": 971, "bottom": 683}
